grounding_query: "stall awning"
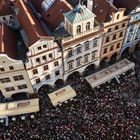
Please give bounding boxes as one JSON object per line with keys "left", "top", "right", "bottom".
{"left": 86, "top": 59, "right": 135, "bottom": 88}
{"left": 48, "top": 85, "right": 76, "bottom": 106}
{"left": 0, "top": 98, "right": 39, "bottom": 117}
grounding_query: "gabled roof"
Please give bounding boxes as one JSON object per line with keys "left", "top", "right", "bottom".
{"left": 29, "top": 0, "right": 72, "bottom": 31}
{"left": 64, "top": 3, "right": 96, "bottom": 24}
{"left": 0, "top": 23, "right": 18, "bottom": 59}
{"left": 113, "top": 0, "right": 140, "bottom": 15}
{"left": 16, "top": 0, "right": 53, "bottom": 47}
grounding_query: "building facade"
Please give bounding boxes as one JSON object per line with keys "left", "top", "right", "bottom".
{"left": 100, "top": 8, "right": 129, "bottom": 65}
{"left": 16, "top": 0, "right": 63, "bottom": 91}
{"left": 113, "top": 0, "right": 140, "bottom": 57}
{"left": 82, "top": 0, "right": 129, "bottom": 66}
{"left": 59, "top": 4, "right": 104, "bottom": 80}
{"left": 0, "top": 2, "right": 34, "bottom": 98}
{"left": 0, "top": 54, "right": 34, "bottom": 98}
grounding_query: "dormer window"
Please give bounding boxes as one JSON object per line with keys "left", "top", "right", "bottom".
{"left": 77, "top": 25, "right": 81, "bottom": 34}
{"left": 117, "top": 14, "right": 120, "bottom": 19}
{"left": 86, "top": 22, "right": 90, "bottom": 31}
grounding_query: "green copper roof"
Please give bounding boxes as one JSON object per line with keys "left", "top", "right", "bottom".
{"left": 64, "top": 4, "right": 96, "bottom": 24}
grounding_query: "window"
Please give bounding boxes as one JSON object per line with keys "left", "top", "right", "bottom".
{"left": 85, "top": 42, "right": 90, "bottom": 51}
{"left": 122, "top": 23, "right": 125, "bottom": 27}
{"left": 0, "top": 77, "right": 11, "bottom": 83}
{"left": 91, "top": 52, "right": 96, "bottom": 60}
{"left": 17, "top": 84, "right": 27, "bottom": 90}
{"left": 36, "top": 58, "right": 40, "bottom": 63}
{"left": 127, "top": 38, "right": 131, "bottom": 43}
{"left": 77, "top": 25, "right": 81, "bottom": 34}
{"left": 44, "top": 65, "right": 48, "bottom": 70}
{"left": 0, "top": 68, "right": 5, "bottom": 72}
{"left": 115, "top": 25, "right": 119, "bottom": 30}
{"left": 104, "top": 48, "right": 107, "bottom": 54}
{"left": 49, "top": 53, "right": 53, "bottom": 58}
{"left": 46, "top": 74, "right": 50, "bottom": 80}
{"left": 68, "top": 50, "right": 73, "bottom": 58}
{"left": 84, "top": 55, "right": 89, "bottom": 63}
{"left": 36, "top": 78, "right": 40, "bottom": 84}
{"left": 76, "top": 58, "right": 81, "bottom": 66}
{"left": 33, "top": 69, "right": 38, "bottom": 74}
{"left": 117, "top": 14, "right": 120, "bottom": 19}
{"left": 93, "top": 39, "right": 98, "bottom": 47}
{"left": 42, "top": 55, "right": 47, "bottom": 61}
{"left": 9, "top": 66, "right": 14, "bottom": 70}
{"left": 107, "top": 28, "right": 111, "bottom": 33}
{"left": 13, "top": 75, "right": 24, "bottom": 81}
{"left": 10, "top": 16, "right": 13, "bottom": 19}
{"left": 77, "top": 47, "right": 82, "bottom": 54}
{"left": 135, "top": 31, "right": 139, "bottom": 39}
{"left": 119, "top": 32, "right": 123, "bottom": 37}
{"left": 5, "top": 87, "right": 15, "bottom": 92}
{"left": 106, "top": 36, "right": 110, "bottom": 43}
{"left": 86, "top": 22, "right": 90, "bottom": 30}
{"left": 110, "top": 45, "right": 114, "bottom": 51}
{"left": 55, "top": 70, "right": 60, "bottom": 76}
{"left": 38, "top": 46, "right": 41, "bottom": 50}
{"left": 43, "top": 44, "right": 47, "bottom": 48}
{"left": 3, "top": 17, "right": 6, "bottom": 20}
{"left": 130, "top": 26, "right": 134, "bottom": 32}
{"left": 54, "top": 61, "right": 59, "bottom": 67}
{"left": 113, "top": 34, "right": 116, "bottom": 40}
{"left": 68, "top": 62, "right": 73, "bottom": 70}
{"left": 116, "top": 43, "right": 120, "bottom": 48}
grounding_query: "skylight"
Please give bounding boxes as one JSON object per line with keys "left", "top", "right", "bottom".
{"left": 42, "top": 0, "right": 55, "bottom": 12}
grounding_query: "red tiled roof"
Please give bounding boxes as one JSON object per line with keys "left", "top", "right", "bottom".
{"left": 92, "top": 0, "right": 118, "bottom": 23}
{"left": 0, "top": 23, "right": 18, "bottom": 59}
{"left": 113, "top": 0, "right": 140, "bottom": 15}
{"left": 16, "top": 0, "right": 53, "bottom": 47}
{"left": 0, "top": 0, "right": 13, "bottom": 16}
{"left": 29, "top": 0, "right": 71, "bottom": 31}
{"left": 66, "top": 0, "right": 118, "bottom": 23}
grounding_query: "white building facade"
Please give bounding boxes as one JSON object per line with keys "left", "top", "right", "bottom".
{"left": 61, "top": 4, "right": 104, "bottom": 80}
{"left": 25, "top": 38, "right": 63, "bottom": 91}
{"left": 0, "top": 54, "right": 34, "bottom": 98}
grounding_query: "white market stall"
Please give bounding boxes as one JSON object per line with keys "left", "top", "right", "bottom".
{"left": 48, "top": 85, "right": 76, "bottom": 106}
{"left": 86, "top": 59, "right": 135, "bottom": 88}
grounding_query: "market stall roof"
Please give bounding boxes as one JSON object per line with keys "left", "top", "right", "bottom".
{"left": 0, "top": 98, "right": 39, "bottom": 117}
{"left": 86, "top": 59, "right": 135, "bottom": 88}
{"left": 48, "top": 85, "right": 76, "bottom": 107}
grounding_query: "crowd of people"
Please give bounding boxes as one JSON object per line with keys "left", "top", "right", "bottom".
{"left": 0, "top": 54, "right": 140, "bottom": 139}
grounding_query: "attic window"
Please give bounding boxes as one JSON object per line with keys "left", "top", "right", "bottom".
{"left": 3, "top": 17, "right": 6, "bottom": 20}
{"left": 77, "top": 25, "right": 81, "bottom": 34}
{"left": 94, "top": 5, "right": 97, "bottom": 8}
{"left": 86, "top": 22, "right": 90, "bottom": 31}
{"left": 117, "top": 14, "right": 120, "bottom": 19}
{"left": 60, "top": 9, "right": 63, "bottom": 13}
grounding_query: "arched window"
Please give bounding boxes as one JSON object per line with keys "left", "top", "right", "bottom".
{"left": 77, "top": 25, "right": 81, "bottom": 34}
{"left": 117, "top": 14, "right": 120, "bottom": 19}
{"left": 86, "top": 22, "right": 90, "bottom": 30}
